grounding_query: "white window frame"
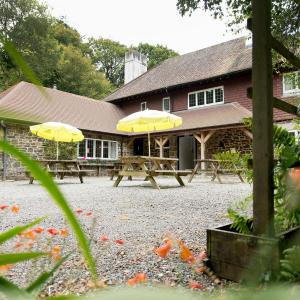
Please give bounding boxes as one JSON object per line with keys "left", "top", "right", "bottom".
{"left": 288, "top": 130, "right": 300, "bottom": 143}
{"left": 187, "top": 86, "right": 224, "bottom": 109}
{"left": 162, "top": 97, "right": 170, "bottom": 112}
{"left": 283, "top": 71, "right": 300, "bottom": 96}
{"left": 77, "top": 138, "right": 118, "bottom": 160}
{"left": 141, "top": 101, "right": 147, "bottom": 111}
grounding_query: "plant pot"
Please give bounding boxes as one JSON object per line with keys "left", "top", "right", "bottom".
{"left": 207, "top": 224, "right": 300, "bottom": 282}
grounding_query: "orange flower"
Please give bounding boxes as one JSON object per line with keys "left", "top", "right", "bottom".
{"left": 60, "top": 229, "right": 69, "bottom": 237}
{"left": 0, "top": 264, "right": 13, "bottom": 271}
{"left": 127, "top": 273, "right": 147, "bottom": 286}
{"left": 0, "top": 205, "right": 9, "bottom": 210}
{"left": 195, "top": 266, "right": 206, "bottom": 274}
{"left": 47, "top": 228, "right": 59, "bottom": 235}
{"left": 189, "top": 281, "right": 204, "bottom": 290}
{"left": 75, "top": 208, "right": 83, "bottom": 214}
{"left": 50, "top": 245, "right": 62, "bottom": 260}
{"left": 100, "top": 235, "right": 109, "bottom": 241}
{"left": 11, "top": 205, "right": 20, "bottom": 213}
{"left": 14, "top": 242, "right": 24, "bottom": 249}
{"left": 85, "top": 211, "right": 93, "bottom": 216}
{"left": 34, "top": 226, "right": 44, "bottom": 234}
{"left": 115, "top": 239, "right": 124, "bottom": 245}
{"left": 154, "top": 240, "right": 172, "bottom": 258}
{"left": 23, "top": 230, "right": 36, "bottom": 240}
{"left": 178, "top": 240, "right": 194, "bottom": 263}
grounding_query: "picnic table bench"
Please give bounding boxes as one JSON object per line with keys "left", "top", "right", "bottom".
{"left": 188, "top": 159, "right": 245, "bottom": 184}
{"left": 113, "top": 156, "right": 191, "bottom": 189}
{"left": 26, "top": 160, "right": 94, "bottom": 184}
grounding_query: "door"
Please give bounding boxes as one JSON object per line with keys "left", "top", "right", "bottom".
{"left": 178, "top": 136, "right": 195, "bottom": 170}
{"left": 133, "top": 138, "right": 144, "bottom": 156}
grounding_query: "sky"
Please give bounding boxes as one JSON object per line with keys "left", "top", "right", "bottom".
{"left": 43, "top": 0, "right": 246, "bottom": 55}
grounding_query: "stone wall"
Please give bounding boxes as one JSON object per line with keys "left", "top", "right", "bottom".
{"left": 202, "top": 128, "right": 252, "bottom": 158}
{"left": 0, "top": 124, "right": 46, "bottom": 179}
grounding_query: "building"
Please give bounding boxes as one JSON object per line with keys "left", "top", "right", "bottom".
{"left": 0, "top": 37, "right": 297, "bottom": 179}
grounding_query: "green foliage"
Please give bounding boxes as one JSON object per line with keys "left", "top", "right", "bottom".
{"left": 89, "top": 38, "right": 127, "bottom": 87}
{"left": 280, "top": 246, "right": 300, "bottom": 282}
{"left": 0, "top": 218, "right": 43, "bottom": 244}
{"left": 89, "top": 39, "right": 179, "bottom": 87}
{"left": 0, "top": 252, "right": 46, "bottom": 266}
{"left": 135, "top": 43, "right": 178, "bottom": 69}
{"left": 176, "top": 0, "right": 300, "bottom": 69}
{"left": 228, "top": 119, "right": 300, "bottom": 233}
{"left": 0, "top": 140, "right": 97, "bottom": 279}
{"left": 43, "top": 141, "right": 77, "bottom": 160}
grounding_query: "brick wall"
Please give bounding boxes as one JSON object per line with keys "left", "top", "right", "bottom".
{"left": 115, "top": 72, "right": 293, "bottom": 122}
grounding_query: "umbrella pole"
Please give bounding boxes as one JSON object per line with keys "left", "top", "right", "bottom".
{"left": 148, "top": 132, "right": 151, "bottom": 157}
{"left": 56, "top": 141, "right": 59, "bottom": 160}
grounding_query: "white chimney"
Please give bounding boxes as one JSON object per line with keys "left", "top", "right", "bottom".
{"left": 124, "top": 50, "right": 147, "bottom": 84}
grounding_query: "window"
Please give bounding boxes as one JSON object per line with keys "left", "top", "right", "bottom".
{"left": 188, "top": 86, "right": 224, "bottom": 109}
{"left": 162, "top": 97, "right": 170, "bottom": 112}
{"left": 288, "top": 130, "right": 300, "bottom": 143}
{"left": 283, "top": 71, "right": 300, "bottom": 95}
{"left": 141, "top": 102, "right": 147, "bottom": 111}
{"left": 77, "top": 139, "right": 118, "bottom": 160}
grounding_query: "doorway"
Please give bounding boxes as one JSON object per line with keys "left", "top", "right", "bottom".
{"left": 178, "top": 135, "right": 196, "bottom": 170}
{"left": 133, "top": 138, "right": 144, "bottom": 156}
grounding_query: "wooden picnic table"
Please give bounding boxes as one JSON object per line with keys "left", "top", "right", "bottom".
{"left": 113, "top": 156, "right": 191, "bottom": 189}
{"left": 26, "top": 160, "right": 94, "bottom": 184}
{"left": 188, "top": 159, "right": 245, "bottom": 184}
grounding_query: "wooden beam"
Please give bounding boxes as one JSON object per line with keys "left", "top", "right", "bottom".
{"left": 193, "top": 134, "right": 203, "bottom": 144}
{"left": 241, "top": 128, "right": 253, "bottom": 140}
{"left": 204, "top": 130, "right": 215, "bottom": 143}
{"left": 127, "top": 138, "right": 136, "bottom": 148}
{"left": 247, "top": 87, "right": 299, "bottom": 116}
{"left": 154, "top": 136, "right": 169, "bottom": 158}
{"left": 271, "top": 35, "right": 300, "bottom": 69}
{"left": 251, "top": 0, "right": 274, "bottom": 236}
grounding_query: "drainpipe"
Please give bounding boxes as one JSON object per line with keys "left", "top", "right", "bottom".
{"left": 0, "top": 121, "right": 7, "bottom": 181}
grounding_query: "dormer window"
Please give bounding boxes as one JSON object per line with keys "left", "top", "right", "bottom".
{"left": 141, "top": 101, "right": 147, "bottom": 111}
{"left": 188, "top": 86, "right": 224, "bottom": 109}
{"left": 283, "top": 71, "right": 300, "bottom": 96}
{"left": 162, "top": 97, "right": 170, "bottom": 112}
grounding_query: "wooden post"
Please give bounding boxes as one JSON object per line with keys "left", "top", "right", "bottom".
{"left": 154, "top": 136, "right": 169, "bottom": 158}
{"left": 194, "top": 131, "right": 215, "bottom": 169}
{"left": 251, "top": 0, "right": 274, "bottom": 236}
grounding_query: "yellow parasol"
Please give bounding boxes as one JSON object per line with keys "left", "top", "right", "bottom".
{"left": 30, "top": 122, "right": 84, "bottom": 160}
{"left": 117, "top": 110, "right": 182, "bottom": 156}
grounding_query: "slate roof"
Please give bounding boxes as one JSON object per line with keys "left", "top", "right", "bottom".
{"left": 0, "top": 82, "right": 252, "bottom": 135}
{"left": 0, "top": 81, "right": 126, "bottom": 135}
{"left": 104, "top": 37, "right": 252, "bottom": 102}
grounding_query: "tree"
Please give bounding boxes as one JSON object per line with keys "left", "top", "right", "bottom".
{"left": 56, "top": 45, "right": 112, "bottom": 99}
{"left": 135, "top": 43, "right": 178, "bottom": 69}
{"left": 176, "top": 0, "right": 300, "bottom": 50}
{"left": 88, "top": 38, "right": 127, "bottom": 87}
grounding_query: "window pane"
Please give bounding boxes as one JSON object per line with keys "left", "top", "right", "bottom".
{"left": 215, "top": 88, "right": 224, "bottom": 103}
{"left": 78, "top": 140, "right": 86, "bottom": 157}
{"left": 141, "top": 102, "right": 147, "bottom": 111}
{"left": 206, "top": 90, "right": 214, "bottom": 104}
{"left": 86, "top": 140, "right": 94, "bottom": 158}
{"left": 103, "top": 141, "right": 109, "bottom": 158}
{"left": 189, "top": 93, "right": 196, "bottom": 107}
{"left": 197, "top": 92, "right": 205, "bottom": 106}
{"left": 110, "top": 142, "right": 117, "bottom": 159}
{"left": 163, "top": 98, "right": 170, "bottom": 111}
{"left": 284, "top": 73, "right": 296, "bottom": 91}
{"left": 95, "top": 140, "right": 102, "bottom": 158}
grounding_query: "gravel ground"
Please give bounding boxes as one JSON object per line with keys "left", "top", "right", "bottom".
{"left": 0, "top": 175, "right": 251, "bottom": 296}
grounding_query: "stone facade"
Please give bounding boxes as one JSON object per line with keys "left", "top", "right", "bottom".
{"left": 0, "top": 124, "right": 46, "bottom": 179}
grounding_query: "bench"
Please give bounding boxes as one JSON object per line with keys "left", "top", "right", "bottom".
{"left": 26, "top": 160, "right": 94, "bottom": 184}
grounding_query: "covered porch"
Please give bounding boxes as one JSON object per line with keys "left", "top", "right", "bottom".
{"left": 123, "top": 102, "right": 253, "bottom": 169}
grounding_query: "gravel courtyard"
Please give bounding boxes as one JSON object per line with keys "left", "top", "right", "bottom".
{"left": 0, "top": 176, "right": 251, "bottom": 295}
